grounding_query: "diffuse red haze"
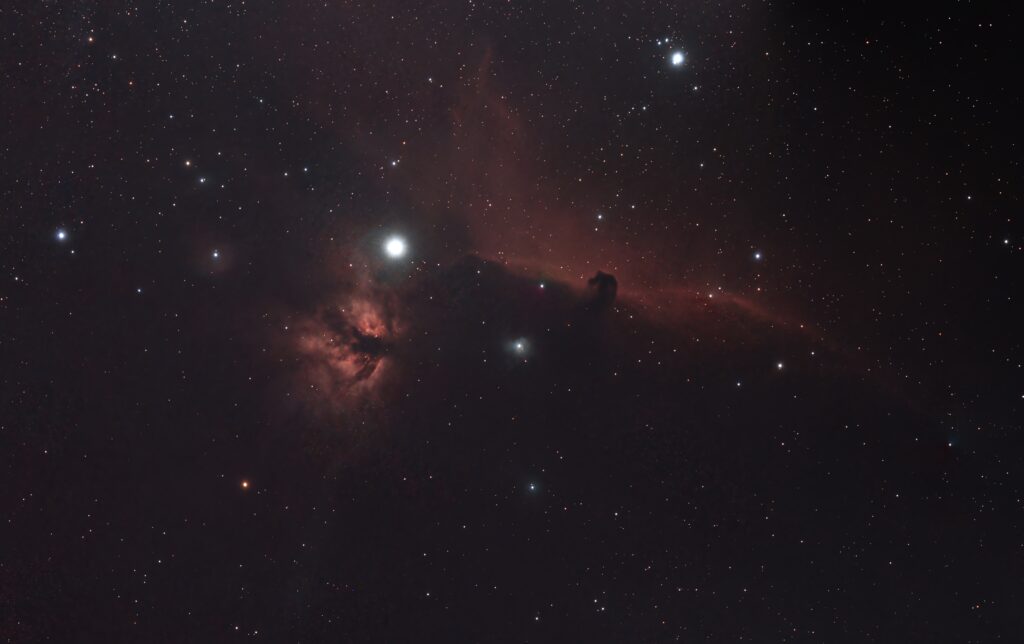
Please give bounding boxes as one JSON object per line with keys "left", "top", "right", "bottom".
{"left": 295, "top": 287, "right": 403, "bottom": 411}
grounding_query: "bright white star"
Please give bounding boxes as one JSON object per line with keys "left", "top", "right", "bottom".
{"left": 384, "top": 236, "right": 407, "bottom": 258}
{"left": 670, "top": 51, "right": 685, "bottom": 66}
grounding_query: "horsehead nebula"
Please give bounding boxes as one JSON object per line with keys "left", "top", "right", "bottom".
{"left": 8, "top": 1, "right": 1017, "bottom": 641}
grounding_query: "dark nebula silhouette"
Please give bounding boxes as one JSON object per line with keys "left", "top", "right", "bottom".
{"left": 587, "top": 271, "right": 619, "bottom": 308}
{"left": 3, "top": 2, "right": 1021, "bottom": 642}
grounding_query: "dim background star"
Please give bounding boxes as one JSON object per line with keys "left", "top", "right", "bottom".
{"left": 2, "top": 2, "right": 1021, "bottom": 642}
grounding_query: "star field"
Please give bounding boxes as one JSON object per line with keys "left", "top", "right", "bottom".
{"left": 2, "top": 1, "right": 1023, "bottom": 642}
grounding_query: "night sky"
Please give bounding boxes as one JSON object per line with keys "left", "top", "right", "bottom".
{"left": 3, "top": 1, "right": 1022, "bottom": 641}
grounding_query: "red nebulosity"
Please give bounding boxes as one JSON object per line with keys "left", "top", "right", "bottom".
{"left": 347, "top": 298, "right": 391, "bottom": 340}
{"left": 295, "top": 291, "right": 401, "bottom": 411}
{"left": 264, "top": 17, "right": 793, "bottom": 331}
{"left": 264, "top": 25, "right": 815, "bottom": 417}
{"left": 396, "top": 50, "right": 777, "bottom": 327}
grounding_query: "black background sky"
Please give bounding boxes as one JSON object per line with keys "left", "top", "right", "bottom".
{"left": 2, "top": 1, "right": 1022, "bottom": 641}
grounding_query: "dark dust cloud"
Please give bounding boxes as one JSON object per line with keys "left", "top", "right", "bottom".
{"left": 3, "top": 1, "right": 1022, "bottom": 642}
